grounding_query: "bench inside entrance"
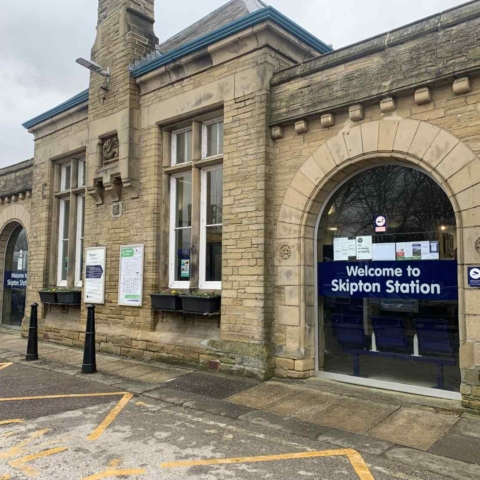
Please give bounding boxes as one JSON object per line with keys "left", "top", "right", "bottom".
{"left": 331, "top": 314, "right": 457, "bottom": 389}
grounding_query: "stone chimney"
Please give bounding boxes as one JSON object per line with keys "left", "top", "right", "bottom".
{"left": 86, "top": 0, "right": 158, "bottom": 203}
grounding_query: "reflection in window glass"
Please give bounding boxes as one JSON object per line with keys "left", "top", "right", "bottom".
{"left": 59, "top": 199, "right": 70, "bottom": 283}
{"left": 202, "top": 166, "right": 222, "bottom": 285}
{"left": 318, "top": 165, "right": 460, "bottom": 392}
{"left": 61, "top": 164, "right": 71, "bottom": 191}
{"left": 204, "top": 120, "right": 224, "bottom": 158}
{"left": 171, "top": 172, "right": 192, "bottom": 284}
{"left": 173, "top": 129, "right": 192, "bottom": 165}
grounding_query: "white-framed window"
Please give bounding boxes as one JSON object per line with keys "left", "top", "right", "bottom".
{"left": 57, "top": 198, "right": 70, "bottom": 286}
{"left": 172, "top": 127, "right": 192, "bottom": 166}
{"left": 202, "top": 118, "right": 224, "bottom": 159}
{"left": 60, "top": 163, "right": 72, "bottom": 191}
{"left": 78, "top": 159, "right": 86, "bottom": 188}
{"left": 199, "top": 166, "right": 223, "bottom": 289}
{"left": 169, "top": 171, "right": 192, "bottom": 288}
{"left": 75, "top": 195, "right": 85, "bottom": 287}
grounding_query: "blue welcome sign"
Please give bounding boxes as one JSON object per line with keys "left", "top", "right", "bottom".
{"left": 318, "top": 260, "right": 458, "bottom": 300}
{"left": 4, "top": 271, "right": 28, "bottom": 289}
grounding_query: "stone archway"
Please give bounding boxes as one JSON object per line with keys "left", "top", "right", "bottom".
{"left": 0, "top": 205, "right": 31, "bottom": 328}
{"left": 275, "top": 119, "right": 480, "bottom": 383}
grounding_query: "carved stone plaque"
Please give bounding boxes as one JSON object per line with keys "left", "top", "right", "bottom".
{"left": 111, "top": 202, "right": 123, "bottom": 218}
{"left": 102, "top": 135, "right": 119, "bottom": 164}
{"left": 280, "top": 244, "right": 292, "bottom": 260}
{"left": 476, "top": 238, "right": 480, "bottom": 255}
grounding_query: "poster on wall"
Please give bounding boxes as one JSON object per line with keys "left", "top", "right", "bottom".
{"left": 396, "top": 241, "right": 440, "bottom": 261}
{"left": 372, "top": 243, "right": 396, "bottom": 261}
{"left": 356, "top": 236, "right": 373, "bottom": 260}
{"left": 118, "top": 244, "right": 144, "bottom": 307}
{"left": 85, "top": 247, "right": 106, "bottom": 304}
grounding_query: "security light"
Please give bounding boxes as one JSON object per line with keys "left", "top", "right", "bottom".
{"left": 76, "top": 58, "right": 110, "bottom": 78}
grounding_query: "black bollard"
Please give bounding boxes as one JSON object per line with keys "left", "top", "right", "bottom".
{"left": 26, "top": 303, "right": 39, "bottom": 361}
{"left": 82, "top": 304, "right": 97, "bottom": 374}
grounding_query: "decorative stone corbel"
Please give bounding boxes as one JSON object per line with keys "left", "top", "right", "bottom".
{"left": 26, "top": 190, "right": 32, "bottom": 198}
{"left": 295, "top": 120, "right": 308, "bottom": 134}
{"left": 19, "top": 192, "right": 25, "bottom": 200}
{"left": 0, "top": 198, "right": 4, "bottom": 205}
{"left": 380, "top": 97, "right": 396, "bottom": 113}
{"left": 104, "top": 177, "right": 122, "bottom": 203}
{"left": 122, "top": 178, "right": 139, "bottom": 200}
{"left": 87, "top": 181, "right": 104, "bottom": 206}
{"left": 271, "top": 126, "right": 284, "bottom": 140}
{"left": 414, "top": 87, "right": 431, "bottom": 105}
{"left": 321, "top": 113, "right": 335, "bottom": 128}
{"left": 5, "top": 197, "right": 11, "bottom": 204}
{"left": 453, "top": 77, "right": 471, "bottom": 95}
{"left": 12, "top": 195, "right": 18, "bottom": 203}
{"left": 349, "top": 104, "right": 364, "bottom": 122}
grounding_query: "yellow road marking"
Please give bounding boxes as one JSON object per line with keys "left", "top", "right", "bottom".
{"left": 0, "top": 429, "right": 49, "bottom": 460}
{"left": 0, "top": 363, "right": 13, "bottom": 371}
{"left": 161, "top": 448, "right": 374, "bottom": 480}
{"left": 0, "top": 475, "right": 11, "bottom": 479}
{"left": 87, "top": 393, "right": 134, "bottom": 441}
{"left": 0, "top": 419, "right": 23, "bottom": 426}
{"left": 9, "top": 447, "right": 68, "bottom": 477}
{"left": 82, "top": 458, "right": 147, "bottom": 479}
{"left": 0, "top": 392, "right": 128, "bottom": 402}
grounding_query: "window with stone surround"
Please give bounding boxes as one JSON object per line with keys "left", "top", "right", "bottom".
{"left": 53, "top": 158, "right": 86, "bottom": 287}
{"left": 164, "top": 111, "right": 224, "bottom": 290}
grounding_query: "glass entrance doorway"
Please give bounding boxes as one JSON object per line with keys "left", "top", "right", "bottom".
{"left": 317, "top": 165, "right": 460, "bottom": 395}
{"left": 2, "top": 225, "right": 28, "bottom": 328}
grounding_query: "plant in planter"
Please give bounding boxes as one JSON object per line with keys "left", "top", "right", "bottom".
{"left": 180, "top": 290, "right": 221, "bottom": 314}
{"left": 55, "top": 289, "right": 82, "bottom": 305}
{"left": 150, "top": 288, "right": 182, "bottom": 311}
{"left": 38, "top": 288, "right": 58, "bottom": 304}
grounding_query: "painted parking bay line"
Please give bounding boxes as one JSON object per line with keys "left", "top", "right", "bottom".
{"left": 0, "top": 363, "right": 13, "bottom": 371}
{"left": 161, "top": 448, "right": 374, "bottom": 480}
{"left": 0, "top": 392, "right": 133, "bottom": 441}
{"left": 0, "top": 419, "right": 23, "bottom": 426}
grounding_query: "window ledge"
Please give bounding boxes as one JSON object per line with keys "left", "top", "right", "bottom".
{"left": 195, "top": 156, "right": 223, "bottom": 168}
{"left": 164, "top": 163, "right": 193, "bottom": 174}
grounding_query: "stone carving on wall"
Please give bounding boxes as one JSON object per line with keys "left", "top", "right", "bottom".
{"left": 280, "top": 245, "right": 292, "bottom": 260}
{"left": 476, "top": 238, "right": 480, "bottom": 255}
{"left": 102, "top": 135, "right": 119, "bottom": 164}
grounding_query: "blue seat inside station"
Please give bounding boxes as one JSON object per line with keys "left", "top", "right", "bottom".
{"left": 371, "top": 316, "right": 408, "bottom": 351}
{"left": 331, "top": 314, "right": 367, "bottom": 349}
{"left": 413, "top": 318, "right": 454, "bottom": 355}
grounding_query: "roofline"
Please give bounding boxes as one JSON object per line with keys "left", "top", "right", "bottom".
{"left": 132, "top": 6, "right": 332, "bottom": 78}
{"left": 0, "top": 159, "right": 34, "bottom": 176}
{"left": 22, "top": 89, "right": 89, "bottom": 130}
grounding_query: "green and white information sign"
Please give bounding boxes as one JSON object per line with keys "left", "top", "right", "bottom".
{"left": 118, "top": 244, "right": 144, "bottom": 307}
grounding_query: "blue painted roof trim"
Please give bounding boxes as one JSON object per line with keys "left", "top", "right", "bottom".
{"left": 22, "top": 89, "right": 89, "bottom": 130}
{"left": 132, "top": 6, "right": 332, "bottom": 78}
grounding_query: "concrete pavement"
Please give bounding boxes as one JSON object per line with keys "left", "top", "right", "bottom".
{"left": 1, "top": 330, "right": 480, "bottom": 478}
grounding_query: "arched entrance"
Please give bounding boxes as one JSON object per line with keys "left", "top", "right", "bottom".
{"left": 0, "top": 222, "right": 28, "bottom": 328}
{"left": 274, "top": 119, "right": 480, "bottom": 401}
{"left": 316, "top": 164, "right": 459, "bottom": 395}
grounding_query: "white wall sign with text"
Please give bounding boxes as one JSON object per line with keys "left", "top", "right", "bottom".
{"left": 118, "top": 244, "right": 144, "bottom": 307}
{"left": 85, "top": 247, "right": 106, "bottom": 304}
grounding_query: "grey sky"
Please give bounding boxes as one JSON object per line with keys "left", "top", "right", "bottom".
{"left": 0, "top": 0, "right": 467, "bottom": 168}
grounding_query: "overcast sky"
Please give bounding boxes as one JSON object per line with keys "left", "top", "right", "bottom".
{"left": 0, "top": 0, "right": 467, "bottom": 168}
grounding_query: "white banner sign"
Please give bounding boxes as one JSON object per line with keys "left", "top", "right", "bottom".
{"left": 85, "top": 247, "right": 106, "bottom": 304}
{"left": 118, "top": 244, "right": 144, "bottom": 307}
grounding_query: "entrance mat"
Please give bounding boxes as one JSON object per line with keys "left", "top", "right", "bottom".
{"left": 159, "top": 371, "right": 260, "bottom": 399}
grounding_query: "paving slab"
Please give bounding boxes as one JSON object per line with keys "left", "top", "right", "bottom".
{"left": 317, "top": 428, "right": 394, "bottom": 455}
{"left": 227, "top": 381, "right": 295, "bottom": 408}
{"left": 386, "top": 447, "right": 480, "bottom": 480}
{"left": 183, "top": 396, "right": 254, "bottom": 419}
{"left": 449, "top": 417, "right": 480, "bottom": 439}
{"left": 42, "top": 350, "right": 84, "bottom": 366}
{"left": 295, "top": 397, "right": 398, "bottom": 434}
{"left": 134, "top": 370, "right": 185, "bottom": 383}
{"left": 368, "top": 407, "right": 460, "bottom": 451}
{"left": 97, "top": 360, "right": 137, "bottom": 373}
{"left": 143, "top": 387, "right": 207, "bottom": 406}
{"left": 163, "top": 371, "right": 259, "bottom": 399}
{"left": 238, "top": 410, "right": 331, "bottom": 440}
{"left": 429, "top": 432, "right": 480, "bottom": 464}
{"left": 264, "top": 389, "right": 337, "bottom": 416}
{"left": 111, "top": 364, "right": 163, "bottom": 380}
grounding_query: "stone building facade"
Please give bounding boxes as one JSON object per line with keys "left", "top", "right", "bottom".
{"left": 2, "top": 0, "right": 480, "bottom": 409}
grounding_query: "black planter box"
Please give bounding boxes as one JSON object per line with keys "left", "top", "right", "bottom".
{"left": 151, "top": 294, "right": 182, "bottom": 311}
{"left": 180, "top": 295, "right": 221, "bottom": 314}
{"left": 39, "top": 291, "right": 57, "bottom": 304}
{"left": 56, "top": 291, "right": 81, "bottom": 305}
